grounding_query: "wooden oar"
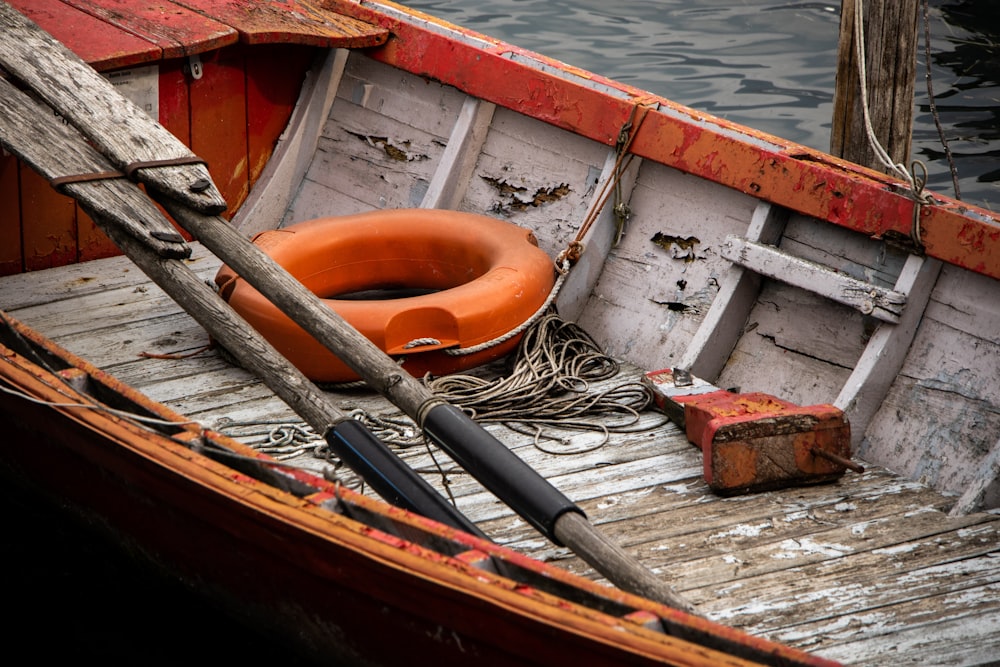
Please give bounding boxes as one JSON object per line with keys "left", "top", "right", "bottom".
{"left": 0, "top": 5, "right": 693, "bottom": 613}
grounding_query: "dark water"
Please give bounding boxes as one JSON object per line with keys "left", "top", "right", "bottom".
{"left": 3, "top": 1, "right": 997, "bottom": 663}
{"left": 404, "top": 0, "right": 999, "bottom": 211}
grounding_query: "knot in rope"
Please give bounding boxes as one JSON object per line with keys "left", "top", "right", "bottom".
{"left": 908, "top": 159, "right": 935, "bottom": 248}
{"left": 555, "top": 242, "right": 583, "bottom": 271}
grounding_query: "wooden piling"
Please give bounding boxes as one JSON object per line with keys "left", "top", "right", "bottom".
{"left": 831, "top": 0, "right": 922, "bottom": 171}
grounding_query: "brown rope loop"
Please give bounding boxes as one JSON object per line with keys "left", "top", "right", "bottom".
{"left": 558, "top": 100, "right": 654, "bottom": 265}
{"left": 49, "top": 170, "right": 124, "bottom": 190}
{"left": 124, "top": 156, "right": 208, "bottom": 180}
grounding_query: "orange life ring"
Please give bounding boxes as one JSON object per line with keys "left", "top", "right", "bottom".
{"left": 214, "top": 209, "right": 556, "bottom": 383}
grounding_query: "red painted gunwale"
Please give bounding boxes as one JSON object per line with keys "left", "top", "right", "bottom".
{"left": 328, "top": 0, "right": 1000, "bottom": 282}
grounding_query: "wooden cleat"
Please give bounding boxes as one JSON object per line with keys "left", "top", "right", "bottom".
{"left": 643, "top": 368, "right": 859, "bottom": 495}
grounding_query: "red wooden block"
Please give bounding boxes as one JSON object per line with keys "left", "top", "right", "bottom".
{"left": 644, "top": 368, "right": 858, "bottom": 495}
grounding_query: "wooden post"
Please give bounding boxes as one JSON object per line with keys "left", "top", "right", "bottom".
{"left": 831, "top": 0, "right": 921, "bottom": 171}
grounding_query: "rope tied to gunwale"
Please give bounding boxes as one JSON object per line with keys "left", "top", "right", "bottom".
{"left": 852, "top": 1, "right": 937, "bottom": 248}
{"left": 410, "top": 101, "right": 652, "bottom": 358}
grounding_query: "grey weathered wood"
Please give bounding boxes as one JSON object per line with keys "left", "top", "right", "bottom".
{"left": 162, "top": 196, "right": 695, "bottom": 613}
{"left": 678, "top": 201, "right": 787, "bottom": 380}
{"left": 0, "top": 69, "right": 343, "bottom": 435}
{"left": 949, "top": 436, "right": 1000, "bottom": 516}
{"left": 5, "top": 28, "right": 696, "bottom": 604}
{"left": 0, "top": 76, "right": 189, "bottom": 260}
{"left": 0, "top": 3, "right": 226, "bottom": 214}
{"left": 232, "top": 49, "right": 350, "bottom": 237}
{"left": 5, "top": 246, "right": 999, "bottom": 665}
{"left": 420, "top": 96, "right": 496, "bottom": 210}
{"left": 5, "top": 32, "right": 999, "bottom": 663}
{"left": 721, "top": 235, "right": 907, "bottom": 323}
{"left": 835, "top": 253, "right": 942, "bottom": 445}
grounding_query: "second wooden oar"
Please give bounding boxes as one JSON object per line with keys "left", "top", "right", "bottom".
{"left": 161, "top": 198, "right": 694, "bottom": 614}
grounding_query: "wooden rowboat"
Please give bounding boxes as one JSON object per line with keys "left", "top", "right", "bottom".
{"left": 1, "top": 2, "right": 998, "bottom": 665}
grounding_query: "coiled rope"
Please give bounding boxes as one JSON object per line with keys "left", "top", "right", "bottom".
{"left": 425, "top": 310, "right": 665, "bottom": 454}
{"left": 218, "top": 310, "right": 666, "bottom": 476}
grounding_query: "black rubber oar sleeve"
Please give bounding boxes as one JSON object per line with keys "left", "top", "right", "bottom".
{"left": 422, "top": 404, "right": 584, "bottom": 544}
{"left": 327, "top": 419, "right": 487, "bottom": 539}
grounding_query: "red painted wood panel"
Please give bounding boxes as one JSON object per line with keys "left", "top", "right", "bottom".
{"left": 7, "top": 0, "right": 161, "bottom": 71}
{"left": 60, "top": 0, "right": 237, "bottom": 62}
{"left": 20, "top": 167, "right": 77, "bottom": 271}
{"left": 3, "top": 1, "right": 381, "bottom": 273}
{"left": 175, "top": 0, "right": 388, "bottom": 47}
{"left": 245, "top": 44, "right": 314, "bottom": 186}
{"left": 189, "top": 46, "right": 249, "bottom": 218}
{"left": 0, "top": 153, "right": 22, "bottom": 276}
{"left": 76, "top": 208, "right": 118, "bottom": 263}
{"left": 156, "top": 59, "right": 196, "bottom": 241}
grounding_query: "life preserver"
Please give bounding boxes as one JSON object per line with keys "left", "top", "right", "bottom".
{"left": 215, "top": 209, "right": 555, "bottom": 383}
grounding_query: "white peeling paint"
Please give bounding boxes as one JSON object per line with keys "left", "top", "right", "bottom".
{"left": 872, "top": 543, "right": 921, "bottom": 556}
{"left": 771, "top": 537, "right": 855, "bottom": 559}
{"left": 709, "top": 521, "right": 773, "bottom": 540}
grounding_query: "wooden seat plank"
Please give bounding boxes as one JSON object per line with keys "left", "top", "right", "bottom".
{"left": 60, "top": 0, "right": 238, "bottom": 62}
{"left": 176, "top": 0, "right": 389, "bottom": 48}
{"left": 6, "top": 0, "right": 161, "bottom": 70}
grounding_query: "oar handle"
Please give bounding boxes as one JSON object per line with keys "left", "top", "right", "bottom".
{"left": 328, "top": 419, "right": 488, "bottom": 540}
{"left": 422, "top": 404, "right": 583, "bottom": 544}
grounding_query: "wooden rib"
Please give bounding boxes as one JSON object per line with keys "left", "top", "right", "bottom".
{"left": 233, "top": 49, "right": 349, "bottom": 237}
{"left": 949, "top": 435, "right": 1000, "bottom": 516}
{"left": 835, "top": 254, "right": 943, "bottom": 446}
{"left": 419, "top": 96, "right": 496, "bottom": 210}
{"left": 678, "top": 201, "right": 787, "bottom": 380}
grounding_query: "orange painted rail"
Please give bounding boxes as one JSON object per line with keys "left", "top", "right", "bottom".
{"left": 330, "top": 0, "right": 1000, "bottom": 282}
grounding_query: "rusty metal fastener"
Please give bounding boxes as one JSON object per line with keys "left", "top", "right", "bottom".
{"left": 189, "top": 178, "right": 211, "bottom": 193}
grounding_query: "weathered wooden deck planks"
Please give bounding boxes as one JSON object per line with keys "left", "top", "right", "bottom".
{"left": 1, "top": 246, "right": 997, "bottom": 666}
